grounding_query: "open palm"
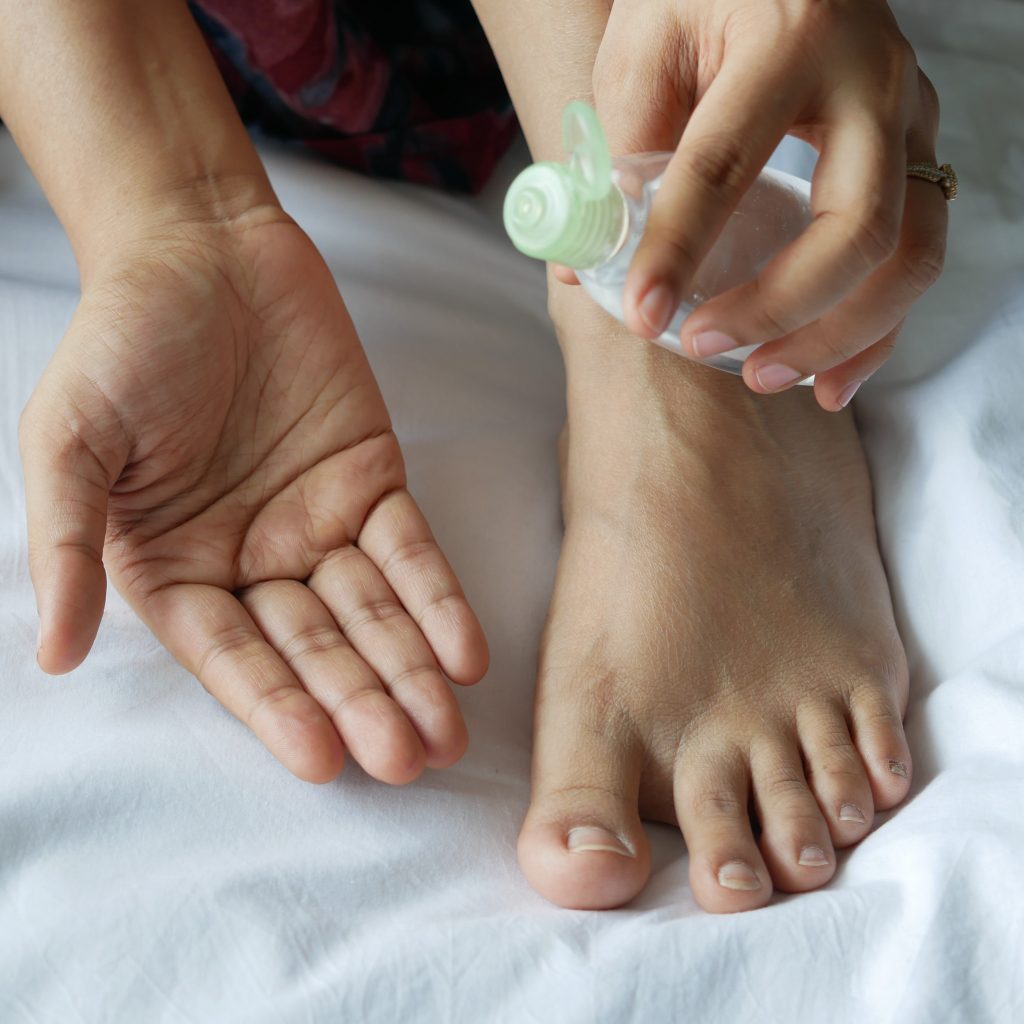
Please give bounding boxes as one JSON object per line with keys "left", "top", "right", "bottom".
{"left": 20, "top": 213, "right": 488, "bottom": 784}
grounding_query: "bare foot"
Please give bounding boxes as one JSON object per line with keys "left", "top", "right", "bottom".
{"left": 517, "top": 307, "right": 911, "bottom": 913}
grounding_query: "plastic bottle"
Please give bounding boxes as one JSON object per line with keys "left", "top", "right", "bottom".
{"left": 503, "top": 102, "right": 814, "bottom": 381}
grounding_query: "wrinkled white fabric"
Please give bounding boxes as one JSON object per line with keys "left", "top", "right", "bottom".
{"left": 1, "top": 1, "right": 1022, "bottom": 1020}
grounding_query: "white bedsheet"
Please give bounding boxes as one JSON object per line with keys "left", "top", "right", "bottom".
{"left": 2, "top": 1, "right": 1023, "bottom": 1020}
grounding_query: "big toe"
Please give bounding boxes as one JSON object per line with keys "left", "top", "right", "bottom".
{"left": 518, "top": 699, "right": 650, "bottom": 910}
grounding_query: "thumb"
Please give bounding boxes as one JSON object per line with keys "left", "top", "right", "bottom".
{"left": 19, "top": 372, "right": 128, "bottom": 674}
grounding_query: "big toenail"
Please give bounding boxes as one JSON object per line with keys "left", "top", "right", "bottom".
{"left": 798, "top": 845, "right": 830, "bottom": 867}
{"left": 717, "top": 861, "right": 761, "bottom": 891}
{"left": 567, "top": 826, "right": 634, "bottom": 857}
{"left": 839, "top": 803, "right": 866, "bottom": 824}
{"left": 887, "top": 759, "right": 909, "bottom": 778}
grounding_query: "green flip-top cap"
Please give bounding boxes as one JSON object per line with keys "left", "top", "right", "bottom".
{"left": 504, "top": 102, "right": 626, "bottom": 269}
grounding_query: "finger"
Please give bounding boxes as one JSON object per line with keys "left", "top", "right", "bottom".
{"left": 741, "top": 141, "right": 947, "bottom": 405}
{"left": 142, "top": 582, "right": 345, "bottom": 784}
{"left": 357, "top": 489, "right": 488, "bottom": 685}
{"left": 620, "top": 50, "right": 809, "bottom": 339}
{"left": 812, "top": 325, "right": 904, "bottom": 411}
{"left": 552, "top": 264, "right": 581, "bottom": 286}
{"left": 308, "top": 545, "right": 469, "bottom": 769}
{"left": 239, "top": 579, "right": 427, "bottom": 785}
{"left": 680, "top": 109, "right": 906, "bottom": 366}
{"left": 592, "top": 1, "right": 693, "bottom": 156}
{"left": 237, "top": 433, "right": 404, "bottom": 583}
{"left": 19, "top": 393, "right": 126, "bottom": 674}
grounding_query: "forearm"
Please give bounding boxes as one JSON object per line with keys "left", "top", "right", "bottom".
{"left": 471, "top": 0, "right": 610, "bottom": 164}
{"left": 0, "top": 0, "right": 276, "bottom": 274}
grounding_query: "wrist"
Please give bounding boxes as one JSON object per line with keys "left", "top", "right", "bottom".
{"left": 77, "top": 167, "right": 284, "bottom": 283}
{"left": 0, "top": 0, "right": 280, "bottom": 274}
{"left": 549, "top": 274, "right": 750, "bottom": 416}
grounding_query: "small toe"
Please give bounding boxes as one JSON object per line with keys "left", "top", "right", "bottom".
{"left": 518, "top": 690, "right": 650, "bottom": 910}
{"left": 749, "top": 736, "right": 837, "bottom": 893}
{"left": 798, "top": 701, "right": 876, "bottom": 846}
{"left": 674, "top": 745, "right": 773, "bottom": 913}
{"left": 849, "top": 683, "right": 913, "bottom": 811}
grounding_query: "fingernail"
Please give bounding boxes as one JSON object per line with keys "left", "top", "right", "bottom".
{"left": 692, "top": 330, "right": 738, "bottom": 358}
{"left": 567, "top": 826, "right": 634, "bottom": 857}
{"left": 637, "top": 284, "right": 675, "bottom": 336}
{"left": 836, "top": 379, "right": 863, "bottom": 409}
{"left": 839, "top": 802, "right": 866, "bottom": 824}
{"left": 717, "top": 860, "right": 762, "bottom": 891}
{"left": 755, "top": 363, "right": 803, "bottom": 391}
{"left": 887, "top": 759, "right": 910, "bottom": 779}
{"left": 798, "top": 845, "right": 830, "bottom": 867}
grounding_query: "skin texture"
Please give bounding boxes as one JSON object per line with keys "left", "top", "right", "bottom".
{"left": 21, "top": 214, "right": 488, "bottom": 784}
{"left": 6, "top": 1, "right": 487, "bottom": 783}
{"left": 517, "top": 293, "right": 913, "bottom": 912}
{"left": 473, "top": 0, "right": 917, "bottom": 912}
{"left": 7, "top": 0, "right": 925, "bottom": 914}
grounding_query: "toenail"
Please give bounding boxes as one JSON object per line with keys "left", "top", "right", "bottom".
{"left": 798, "top": 845, "right": 830, "bottom": 867}
{"left": 567, "top": 826, "right": 634, "bottom": 858}
{"left": 887, "top": 759, "right": 909, "bottom": 779}
{"left": 717, "top": 861, "right": 761, "bottom": 891}
{"left": 839, "top": 802, "right": 866, "bottom": 824}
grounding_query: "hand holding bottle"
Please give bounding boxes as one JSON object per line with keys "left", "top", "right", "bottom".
{"left": 563, "top": 0, "right": 949, "bottom": 411}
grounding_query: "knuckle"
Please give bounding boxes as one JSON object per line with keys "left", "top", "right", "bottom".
{"left": 387, "top": 663, "right": 441, "bottom": 692}
{"left": 848, "top": 683, "right": 903, "bottom": 734}
{"left": 917, "top": 69, "right": 941, "bottom": 128}
{"left": 247, "top": 685, "right": 300, "bottom": 725}
{"left": 817, "top": 760, "right": 865, "bottom": 784}
{"left": 692, "top": 787, "right": 748, "bottom": 822}
{"left": 760, "top": 769, "right": 809, "bottom": 802}
{"left": 805, "top": 736, "right": 862, "bottom": 778}
{"left": 889, "top": 36, "right": 918, "bottom": 75}
{"left": 280, "top": 625, "right": 347, "bottom": 665}
{"left": 198, "top": 624, "right": 261, "bottom": 679}
{"left": 815, "top": 326, "right": 857, "bottom": 364}
{"left": 849, "top": 209, "right": 900, "bottom": 269}
{"left": 326, "top": 684, "right": 381, "bottom": 719}
{"left": 682, "top": 135, "right": 752, "bottom": 197}
{"left": 378, "top": 538, "right": 439, "bottom": 584}
{"left": 873, "top": 330, "right": 900, "bottom": 360}
{"left": 346, "top": 599, "right": 406, "bottom": 633}
{"left": 52, "top": 536, "right": 104, "bottom": 567}
{"left": 419, "top": 592, "right": 463, "bottom": 632}
{"left": 899, "top": 238, "right": 946, "bottom": 296}
{"left": 543, "top": 779, "right": 632, "bottom": 808}
{"left": 851, "top": 644, "right": 909, "bottom": 694}
{"left": 648, "top": 227, "right": 703, "bottom": 281}
{"left": 756, "top": 299, "right": 801, "bottom": 340}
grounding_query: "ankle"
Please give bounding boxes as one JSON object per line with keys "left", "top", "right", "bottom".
{"left": 551, "top": 282, "right": 763, "bottom": 428}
